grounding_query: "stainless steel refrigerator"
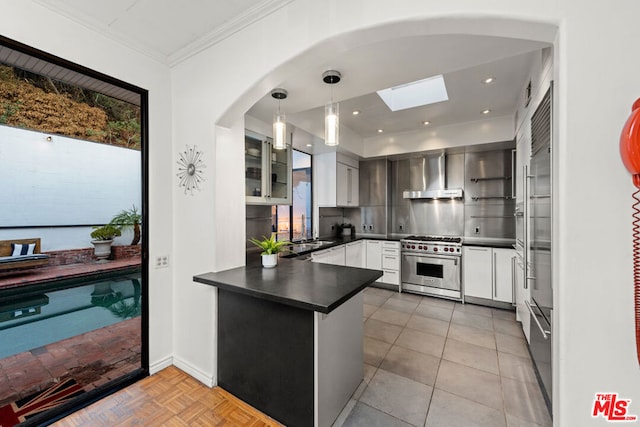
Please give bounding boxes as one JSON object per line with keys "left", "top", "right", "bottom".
{"left": 527, "top": 83, "right": 553, "bottom": 408}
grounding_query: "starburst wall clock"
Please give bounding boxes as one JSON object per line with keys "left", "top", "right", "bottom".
{"left": 176, "top": 145, "right": 206, "bottom": 195}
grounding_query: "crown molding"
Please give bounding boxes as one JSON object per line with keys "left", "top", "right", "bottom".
{"left": 168, "top": 0, "right": 295, "bottom": 67}
{"left": 33, "top": 0, "right": 168, "bottom": 65}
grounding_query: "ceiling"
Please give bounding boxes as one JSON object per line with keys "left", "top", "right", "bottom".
{"left": 246, "top": 35, "right": 546, "bottom": 145}
{"left": 34, "top": 0, "right": 289, "bottom": 64}
{"left": 34, "top": 0, "right": 551, "bottom": 154}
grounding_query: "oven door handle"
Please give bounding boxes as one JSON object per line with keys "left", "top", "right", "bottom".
{"left": 402, "top": 253, "right": 460, "bottom": 262}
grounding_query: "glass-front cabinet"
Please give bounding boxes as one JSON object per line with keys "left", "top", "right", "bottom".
{"left": 245, "top": 130, "right": 292, "bottom": 205}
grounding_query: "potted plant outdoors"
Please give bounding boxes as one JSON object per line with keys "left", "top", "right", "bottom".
{"left": 248, "top": 234, "right": 291, "bottom": 268}
{"left": 109, "top": 205, "right": 142, "bottom": 245}
{"left": 90, "top": 224, "right": 122, "bottom": 260}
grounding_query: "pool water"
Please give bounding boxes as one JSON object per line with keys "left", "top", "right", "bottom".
{"left": 0, "top": 274, "right": 141, "bottom": 359}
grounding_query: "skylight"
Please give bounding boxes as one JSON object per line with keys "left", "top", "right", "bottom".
{"left": 376, "top": 75, "right": 448, "bottom": 112}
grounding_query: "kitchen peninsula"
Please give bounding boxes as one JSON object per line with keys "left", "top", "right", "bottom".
{"left": 193, "top": 257, "right": 382, "bottom": 427}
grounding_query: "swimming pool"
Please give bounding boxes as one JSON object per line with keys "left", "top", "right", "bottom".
{"left": 0, "top": 273, "right": 142, "bottom": 359}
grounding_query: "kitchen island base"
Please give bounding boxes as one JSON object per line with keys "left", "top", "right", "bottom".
{"left": 218, "top": 288, "right": 363, "bottom": 427}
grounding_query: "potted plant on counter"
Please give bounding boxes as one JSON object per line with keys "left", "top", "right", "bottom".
{"left": 90, "top": 224, "right": 122, "bottom": 260}
{"left": 249, "top": 234, "right": 291, "bottom": 268}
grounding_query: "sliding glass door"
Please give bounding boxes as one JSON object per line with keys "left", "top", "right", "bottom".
{"left": 0, "top": 36, "right": 147, "bottom": 426}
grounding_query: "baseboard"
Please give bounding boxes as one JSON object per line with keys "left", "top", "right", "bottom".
{"left": 173, "top": 356, "right": 217, "bottom": 387}
{"left": 464, "top": 295, "right": 515, "bottom": 311}
{"left": 149, "top": 355, "right": 173, "bottom": 375}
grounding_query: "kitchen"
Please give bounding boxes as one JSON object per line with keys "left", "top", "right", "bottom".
{"left": 5, "top": 2, "right": 640, "bottom": 427}
{"left": 237, "top": 38, "right": 553, "bottom": 426}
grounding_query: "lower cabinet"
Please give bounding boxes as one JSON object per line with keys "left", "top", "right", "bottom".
{"left": 328, "top": 245, "right": 345, "bottom": 266}
{"left": 345, "top": 241, "right": 365, "bottom": 268}
{"left": 380, "top": 241, "right": 400, "bottom": 286}
{"left": 312, "top": 240, "right": 399, "bottom": 288}
{"left": 365, "top": 240, "right": 400, "bottom": 288}
{"left": 312, "top": 246, "right": 345, "bottom": 266}
{"left": 463, "top": 246, "right": 516, "bottom": 304}
{"left": 514, "top": 252, "right": 531, "bottom": 343}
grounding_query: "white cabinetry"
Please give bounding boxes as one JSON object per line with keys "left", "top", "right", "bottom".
{"left": 328, "top": 245, "right": 346, "bottom": 266}
{"left": 345, "top": 241, "right": 365, "bottom": 268}
{"left": 463, "top": 246, "right": 516, "bottom": 304}
{"left": 514, "top": 253, "right": 531, "bottom": 343}
{"left": 365, "top": 240, "right": 400, "bottom": 288}
{"left": 245, "top": 130, "right": 292, "bottom": 205}
{"left": 365, "top": 240, "right": 382, "bottom": 270}
{"left": 312, "top": 245, "right": 345, "bottom": 266}
{"left": 311, "top": 248, "right": 331, "bottom": 264}
{"left": 316, "top": 152, "right": 359, "bottom": 207}
{"left": 380, "top": 241, "right": 401, "bottom": 286}
{"left": 493, "top": 248, "right": 516, "bottom": 303}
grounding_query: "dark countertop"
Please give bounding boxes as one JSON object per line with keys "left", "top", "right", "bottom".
{"left": 462, "top": 237, "right": 516, "bottom": 249}
{"left": 282, "top": 234, "right": 402, "bottom": 258}
{"left": 194, "top": 256, "right": 383, "bottom": 314}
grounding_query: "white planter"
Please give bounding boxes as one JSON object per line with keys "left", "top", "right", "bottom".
{"left": 91, "top": 239, "right": 113, "bottom": 260}
{"left": 262, "top": 253, "right": 278, "bottom": 268}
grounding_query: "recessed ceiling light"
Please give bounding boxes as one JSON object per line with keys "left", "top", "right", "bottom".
{"left": 352, "top": 110, "right": 361, "bottom": 115}
{"left": 423, "top": 121, "right": 431, "bottom": 126}
{"left": 482, "top": 77, "right": 496, "bottom": 84}
{"left": 306, "top": 144, "right": 313, "bottom": 147}
{"left": 481, "top": 109, "right": 491, "bottom": 115}
{"left": 377, "top": 129, "right": 384, "bottom": 133}
{"left": 377, "top": 74, "right": 448, "bottom": 112}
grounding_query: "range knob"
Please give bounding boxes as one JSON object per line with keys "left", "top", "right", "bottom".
{"left": 444, "top": 247, "right": 449, "bottom": 252}
{"left": 433, "top": 247, "right": 438, "bottom": 252}
{"left": 418, "top": 245, "right": 423, "bottom": 250}
{"left": 411, "top": 245, "right": 416, "bottom": 249}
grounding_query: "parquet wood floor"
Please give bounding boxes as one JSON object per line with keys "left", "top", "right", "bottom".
{"left": 52, "top": 366, "right": 283, "bottom": 426}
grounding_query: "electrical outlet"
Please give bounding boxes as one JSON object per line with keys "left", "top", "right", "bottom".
{"left": 475, "top": 227, "right": 480, "bottom": 234}
{"left": 368, "top": 225, "right": 374, "bottom": 231}
{"left": 399, "top": 224, "right": 404, "bottom": 231}
{"left": 155, "top": 255, "right": 169, "bottom": 268}
{"left": 362, "top": 224, "right": 366, "bottom": 231}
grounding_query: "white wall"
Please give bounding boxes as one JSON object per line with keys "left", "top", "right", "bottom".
{"left": 170, "top": 1, "right": 640, "bottom": 426}
{"left": 4, "top": 2, "right": 640, "bottom": 426}
{"left": 0, "top": 126, "right": 141, "bottom": 228}
{"left": 0, "top": 0, "right": 174, "bottom": 373}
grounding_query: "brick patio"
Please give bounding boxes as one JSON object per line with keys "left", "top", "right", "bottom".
{"left": 0, "top": 316, "right": 141, "bottom": 408}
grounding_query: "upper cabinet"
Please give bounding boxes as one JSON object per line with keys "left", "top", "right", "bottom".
{"left": 316, "top": 152, "right": 359, "bottom": 207}
{"left": 245, "top": 130, "right": 292, "bottom": 205}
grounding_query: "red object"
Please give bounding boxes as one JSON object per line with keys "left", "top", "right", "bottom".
{"left": 620, "top": 98, "right": 640, "bottom": 188}
{"left": 620, "top": 98, "right": 640, "bottom": 367}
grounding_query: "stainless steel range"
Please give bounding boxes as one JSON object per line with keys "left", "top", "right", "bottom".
{"left": 400, "top": 235, "right": 463, "bottom": 300}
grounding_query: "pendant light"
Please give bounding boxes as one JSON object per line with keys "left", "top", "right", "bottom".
{"left": 323, "top": 70, "right": 341, "bottom": 146}
{"left": 271, "top": 88, "right": 288, "bottom": 150}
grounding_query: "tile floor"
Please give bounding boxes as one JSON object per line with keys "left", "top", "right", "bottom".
{"left": 334, "top": 287, "right": 552, "bottom": 427}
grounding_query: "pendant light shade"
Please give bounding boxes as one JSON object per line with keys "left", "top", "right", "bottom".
{"left": 273, "top": 112, "right": 286, "bottom": 150}
{"left": 271, "top": 89, "right": 288, "bottom": 150}
{"left": 325, "top": 102, "right": 339, "bottom": 146}
{"left": 322, "top": 70, "right": 341, "bottom": 147}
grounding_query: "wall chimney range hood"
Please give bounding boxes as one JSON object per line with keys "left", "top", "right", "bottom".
{"left": 402, "top": 153, "right": 464, "bottom": 200}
